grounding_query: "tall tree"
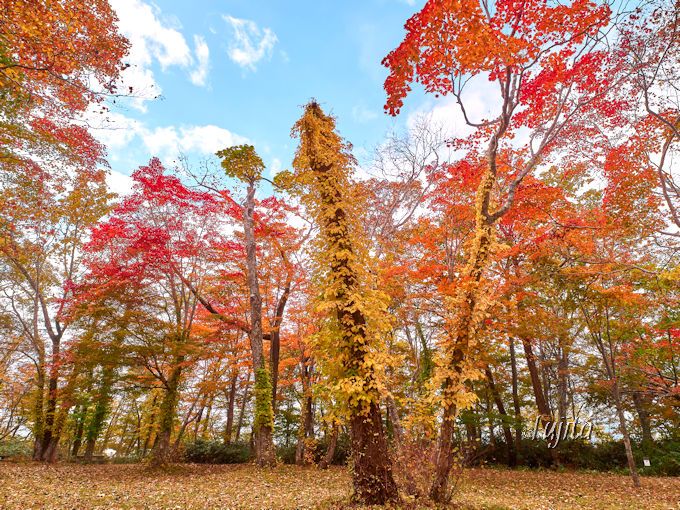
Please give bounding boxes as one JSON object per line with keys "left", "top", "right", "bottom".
{"left": 383, "top": 0, "right": 618, "bottom": 500}
{"left": 216, "top": 145, "right": 276, "bottom": 467}
{"left": 280, "top": 101, "right": 399, "bottom": 504}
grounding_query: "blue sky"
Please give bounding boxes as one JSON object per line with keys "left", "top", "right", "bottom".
{"left": 93, "top": 0, "right": 436, "bottom": 194}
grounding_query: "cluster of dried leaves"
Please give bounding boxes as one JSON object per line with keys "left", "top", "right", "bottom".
{"left": 0, "top": 464, "right": 677, "bottom": 509}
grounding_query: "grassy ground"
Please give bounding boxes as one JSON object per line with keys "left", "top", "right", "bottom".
{"left": 0, "top": 463, "right": 677, "bottom": 509}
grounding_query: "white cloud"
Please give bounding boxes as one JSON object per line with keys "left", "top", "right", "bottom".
{"left": 223, "top": 15, "right": 278, "bottom": 71}
{"left": 406, "top": 74, "right": 500, "bottom": 140}
{"left": 190, "top": 35, "right": 210, "bottom": 87}
{"left": 268, "top": 157, "right": 282, "bottom": 178}
{"left": 110, "top": 0, "right": 210, "bottom": 109}
{"left": 106, "top": 169, "right": 134, "bottom": 196}
{"left": 141, "top": 124, "right": 249, "bottom": 161}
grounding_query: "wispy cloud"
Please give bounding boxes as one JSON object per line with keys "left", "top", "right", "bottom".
{"left": 190, "top": 35, "right": 210, "bottom": 86}
{"left": 223, "top": 15, "right": 278, "bottom": 71}
{"left": 110, "top": 0, "right": 211, "bottom": 109}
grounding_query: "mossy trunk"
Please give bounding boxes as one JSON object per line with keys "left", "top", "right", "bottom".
{"left": 293, "top": 102, "right": 398, "bottom": 504}
{"left": 84, "top": 366, "right": 115, "bottom": 461}
{"left": 151, "top": 361, "right": 183, "bottom": 466}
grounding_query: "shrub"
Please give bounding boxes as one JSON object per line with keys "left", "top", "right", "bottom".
{"left": 0, "top": 438, "right": 32, "bottom": 460}
{"left": 183, "top": 439, "right": 251, "bottom": 464}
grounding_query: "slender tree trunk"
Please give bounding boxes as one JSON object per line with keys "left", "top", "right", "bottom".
{"left": 235, "top": 371, "right": 251, "bottom": 442}
{"left": 224, "top": 373, "right": 238, "bottom": 444}
{"left": 386, "top": 395, "right": 403, "bottom": 444}
{"left": 509, "top": 337, "right": 522, "bottom": 454}
{"left": 318, "top": 424, "right": 338, "bottom": 469}
{"left": 557, "top": 338, "right": 569, "bottom": 420}
{"left": 38, "top": 337, "right": 61, "bottom": 462}
{"left": 71, "top": 404, "right": 87, "bottom": 458}
{"left": 44, "top": 363, "right": 80, "bottom": 463}
{"left": 84, "top": 366, "right": 114, "bottom": 461}
{"left": 612, "top": 380, "right": 641, "bottom": 488}
{"left": 430, "top": 219, "right": 494, "bottom": 502}
{"left": 521, "top": 337, "right": 551, "bottom": 420}
{"left": 485, "top": 367, "right": 516, "bottom": 467}
{"left": 32, "top": 366, "right": 45, "bottom": 460}
{"left": 295, "top": 378, "right": 314, "bottom": 465}
{"left": 269, "top": 278, "right": 290, "bottom": 414}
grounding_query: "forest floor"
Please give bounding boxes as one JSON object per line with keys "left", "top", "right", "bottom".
{"left": 0, "top": 462, "right": 677, "bottom": 510}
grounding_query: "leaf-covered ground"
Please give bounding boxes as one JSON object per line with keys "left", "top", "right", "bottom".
{"left": 0, "top": 463, "right": 677, "bottom": 510}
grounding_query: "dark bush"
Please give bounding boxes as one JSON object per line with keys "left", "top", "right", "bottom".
{"left": 474, "top": 436, "right": 680, "bottom": 475}
{"left": 183, "top": 439, "right": 251, "bottom": 464}
{"left": 0, "top": 438, "right": 32, "bottom": 460}
{"left": 637, "top": 440, "right": 680, "bottom": 476}
{"left": 276, "top": 444, "right": 297, "bottom": 465}
{"left": 314, "top": 431, "right": 350, "bottom": 466}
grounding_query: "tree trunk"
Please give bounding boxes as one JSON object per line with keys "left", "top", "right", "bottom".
{"left": 386, "top": 395, "right": 403, "bottom": 444}
{"left": 509, "top": 337, "right": 522, "bottom": 455}
{"left": 235, "top": 374, "right": 250, "bottom": 442}
{"left": 269, "top": 278, "right": 291, "bottom": 415}
{"left": 38, "top": 338, "right": 61, "bottom": 461}
{"left": 557, "top": 338, "right": 569, "bottom": 420}
{"left": 71, "top": 404, "right": 87, "bottom": 458}
{"left": 485, "top": 366, "right": 516, "bottom": 467}
{"left": 521, "top": 337, "right": 551, "bottom": 420}
{"left": 294, "top": 102, "right": 398, "bottom": 504}
{"left": 32, "top": 366, "right": 45, "bottom": 460}
{"left": 350, "top": 401, "right": 398, "bottom": 504}
{"left": 151, "top": 361, "right": 183, "bottom": 466}
{"left": 318, "top": 424, "right": 338, "bottom": 469}
{"left": 243, "top": 180, "right": 276, "bottom": 467}
{"left": 224, "top": 373, "right": 238, "bottom": 444}
{"left": 612, "top": 381, "right": 641, "bottom": 488}
{"left": 84, "top": 365, "right": 114, "bottom": 461}
{"left": 430, "top": 406, "right": 456, "bottom": 502}
{"left": 632, "top": 391, "right": 653, "bottom": 447}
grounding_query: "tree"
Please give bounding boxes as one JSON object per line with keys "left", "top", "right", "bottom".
{"left": 383, "top": 0, "right": 621, "bottom": 500}
{"left": 81, "top": 158, "right": 223, "bottom": 465}
{"left": 216, "top": 145, "right": 276, "bottom": 467}
{"left": 279, "top": 101, "right": 399, "bottom": 504}
{"left": 0, "top": 0, "right": 128, "bottom": 179}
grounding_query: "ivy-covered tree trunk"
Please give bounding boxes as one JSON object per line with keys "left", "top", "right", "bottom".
{"left": 151, "top": 359, "right": 183, "bottom": 466}
{"left": 430, "top": 174, "right": 495, "bottom": 502}
{"left": 71, "top": 404, "right": 87, "bottom": 458}
{"left": 244, "top": 180, "right": 276, "bottom": 467}
{"left": 289, "top": 101, "right": 398, "bottom": 504}
{"left": 84, "top": 366, "right": 115, "bottom": 461}
{"left": 216, "top": 146, "right": 277, "bottom": 467}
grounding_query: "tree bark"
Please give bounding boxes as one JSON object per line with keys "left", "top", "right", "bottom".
{"left": 151, "top": 361, "right": 183, "bottom": 466}
{"left": 485, "top": 366, "right": 516, "bottom": 467}
{"left": 84, "top": 365, "right": 115, "bottom": 461}
{"left": 632, "top": 391, "right": 653, "bottom": 447}
{"left": 318, "top": 424, "right": 338, "bottom": 469}
{"left": 509, "top": 337, "right": 522, "bottom": 454}
{"left": 243, "top": 180, "right": 276, "bottom": 467}
{"left": 612, "top": 380, "right": 641, "bottom": 487}
{"left": 521, "top": 337, "right": 551, "bottom": 420}
{"left": 224, "top": 372, "right": 238, "bottom": 444}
